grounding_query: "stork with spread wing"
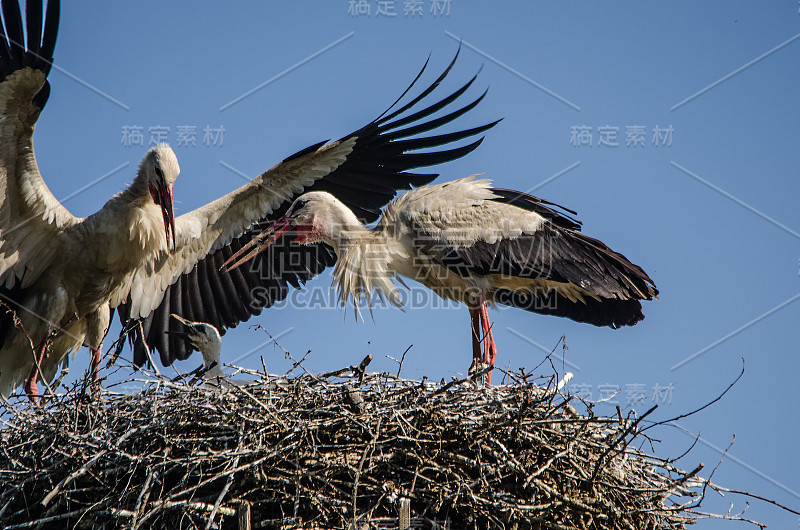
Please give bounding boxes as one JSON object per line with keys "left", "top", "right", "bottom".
{"left": 223, "top": 178, "right": 658, "bottom": 387}
{"left": 0, "top": 0, "right": 497, "bottom": 402}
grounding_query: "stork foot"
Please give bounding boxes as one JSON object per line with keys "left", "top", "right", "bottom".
{"left": 468, "top": 357, "right": 490, "bottom": 385}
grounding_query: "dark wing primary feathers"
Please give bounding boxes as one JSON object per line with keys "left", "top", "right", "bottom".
{"left": 489, "top": 188, "right": 581, "bottom": 231}
{"left": 123, "top": 52, "right": 498, "bottom": 367}
{"left": 489, "top": 225, "right": 658, "bottom": 327}
{"left": 265, "top": 53, "right": 498, "bottom": 225}
{"left": 493, "top": 286, "right": 650, "bottom": 328}
{"left": 119, "top": 236, "right": 336, "bottom": 366}
{"left": 0, "top": 0, "right": 59, "bottom": 109}
{"left": 440, "top": 188, "right": 658, "bottom": 328}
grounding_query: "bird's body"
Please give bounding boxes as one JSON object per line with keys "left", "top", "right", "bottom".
{"left": 225, "top": 177, "right": 659, "bottom": 384}
{"left": 0, "top": 141, "right": 180, "bottom": 398}
{"left": 0, "top": 1, "right": 495, "bottom": 400}
{"left": 331, "top": 180, "right": 552, "bottom": 312}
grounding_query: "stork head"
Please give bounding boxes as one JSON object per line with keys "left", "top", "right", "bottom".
{"left": 142, "top": 144, "right": 180, "bottom": 251}
{"left": 168, "top": 314, "right": 222, "bottom": 371}
{"left": 221, "top": 192, "right": 360, "bottom": 272}
{"left": 279, "top": 191, "right": 354, "bottom": 245}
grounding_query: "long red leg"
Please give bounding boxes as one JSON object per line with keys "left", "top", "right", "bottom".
{"left": 24, "top": 338, "right": 49, "bottom": 405}
{"left": 479, "top": 302, "right": 497, "bottom": 386}
{"left": 469, "top": 308, "right": 481, "bottom": 362}
{"left": 90, "top": 346, "right": 102, "bottom": 392}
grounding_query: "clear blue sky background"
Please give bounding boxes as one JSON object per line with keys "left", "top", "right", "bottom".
{"left": 23, "top": 1, "right": 800, "bottom": 527}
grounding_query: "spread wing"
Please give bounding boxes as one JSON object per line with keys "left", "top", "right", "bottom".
{"left": 118, "top": 53, "right": 499, "bottom": 366}
{"left": 0, "top": 0, "right": 71, "bottom": 289}
{"left": 395, "top": 179, "right": 658, "bottom": 328}
{"left": 0, "top": 0, "right": 73, "bottom": 345}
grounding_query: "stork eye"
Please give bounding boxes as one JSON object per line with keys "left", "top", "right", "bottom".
{"left": 154, "top": 165, "right": 164, "bottom": 179}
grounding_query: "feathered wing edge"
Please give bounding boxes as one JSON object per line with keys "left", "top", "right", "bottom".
{"left": 488, "top": 223, "right": 658, "bottom": 328}
{"left": 120, "top": 52, "right": 499, "bottom": 367}
{"left": 428, "top": 187, "right": 658, "bottom": 328}
{"left": 0, "top": 0, "right": 61, "bottom": 349}
{"left": 0, "top": 0, "right": 59, "bottom": 107}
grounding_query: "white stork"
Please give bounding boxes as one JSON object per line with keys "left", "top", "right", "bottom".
{"left": 223, "top": 177, "right": 659, "bottom": 385}
{"left": 0, "top": 0, "right": 497, "bottom": 401}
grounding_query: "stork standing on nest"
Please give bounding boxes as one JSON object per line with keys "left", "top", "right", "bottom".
{"left": 0, "top": 0, "right": 496, "bottom": 402}
{"left": 224, "top": 177, "right": 658, "bottom": 386}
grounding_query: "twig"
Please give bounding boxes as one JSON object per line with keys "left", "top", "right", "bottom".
{"left": 205, "top": 453, "right": 241, "bottom": 529}
{"left": 0, "top": 361, "right": 780, "bottom": 529}
{"left": 643, "top": 359, "right": 745, "bottom": 433}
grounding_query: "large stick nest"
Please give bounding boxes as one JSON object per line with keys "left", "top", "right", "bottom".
{"left": 0, "top": 362, "right": 711, "bottom": 529}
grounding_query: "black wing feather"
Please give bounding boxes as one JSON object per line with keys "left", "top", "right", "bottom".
{"left": 489, "top": 188, "right": 581, "bottom": 231}
{"left": 432, "top": 190, "right": 657, "bottom": 328}
{"left": 40, "top": 0, "right": 57, "bottom": 73}
{"left": 24, "top": 1, "right": 41, "bottom": 61}
{"left": 0, "top": 0, "right": 57, "bottom": 106}
{"left": 2, "top": 1, "right": 24, "bottom": 62}
{"left": 494, "top": 288, "right": 648, "bottom": 328}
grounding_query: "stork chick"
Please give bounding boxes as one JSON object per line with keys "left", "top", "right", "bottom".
{"left": 223, "top": 177, "right": 659, "bottom": 386}
{"left": 168, "top": 314, "right": 224, "bottom": 381}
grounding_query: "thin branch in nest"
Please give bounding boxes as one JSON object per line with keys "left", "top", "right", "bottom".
{"left": 385, "top": 344, "right": 412, "bottom": 378}
{"left": 0, "top": 356, "right": 785, "bottom": 530}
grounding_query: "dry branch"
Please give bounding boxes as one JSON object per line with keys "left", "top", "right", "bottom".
{"left": 0, "top": 363, "right": 764, "bottom": 529}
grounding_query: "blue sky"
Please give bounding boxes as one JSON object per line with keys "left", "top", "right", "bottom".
{"left": 24, "top": 1, "right": 800, "bottom": 527}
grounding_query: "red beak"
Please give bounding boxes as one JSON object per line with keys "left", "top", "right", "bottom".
{"left": 150, "top": 183, "right": 176, "bottom": 251}
{"left": 220, "top": 215, "right": 293, "bottom": 272}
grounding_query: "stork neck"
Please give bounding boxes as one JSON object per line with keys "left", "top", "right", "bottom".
{"left": 127, "top": 166, "right": 152, "bottom": 204}
{"left": 201, "top": 344, "right": 223, "bottom": 379}
{"left": 324, "top": 211, "right": 371, "bottom": 256}
{"left": 330, "top": 217, "right": 403, "bottom": 315}
{"left": 102, "top": 164, "right": 152, "bottom": 211}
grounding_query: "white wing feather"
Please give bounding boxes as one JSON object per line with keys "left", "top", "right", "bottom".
{"left": 385, "top": 176, "right": 546, "bottom": 248}
{"left": 122, "top": 137, "right": 356, "bottom": 318}
{"left": 0, "top": 68, "right": 79, "bottom": 289}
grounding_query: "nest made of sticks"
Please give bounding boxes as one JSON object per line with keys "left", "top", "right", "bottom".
{"left": 0, "top": 360, "right": 719, "bottom": 529}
